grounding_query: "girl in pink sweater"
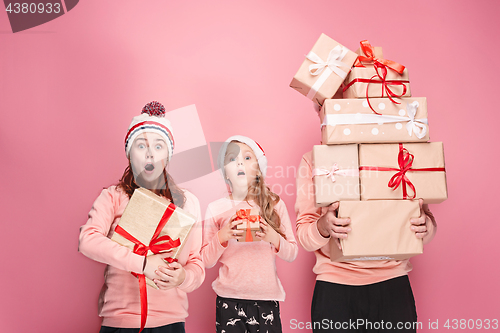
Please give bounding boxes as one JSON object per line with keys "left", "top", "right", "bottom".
{"left": 79, "top": 102, "right": 204, "bottom": 333}
{"left": 201, "top": 135, "right": 298, "bottom": 333}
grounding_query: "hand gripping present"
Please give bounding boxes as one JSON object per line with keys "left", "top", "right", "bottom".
{"left": 111, "top": 187, "right": 196, "bottom": 332}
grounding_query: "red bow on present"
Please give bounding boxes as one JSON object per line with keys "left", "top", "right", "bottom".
{"left": 355, "top": 40, "right": 406, "bottom": 74}
{"left": 114, "top": 203, "right": 181, "bottom": 333}
{"left": 235, "top": 209, "right": 259, "bottom": 242}
{"left": 359, "top": 144, "right": 446, "bottom": 199}
{"left": 343, "top": 62, "right": 409, "bottom": 115}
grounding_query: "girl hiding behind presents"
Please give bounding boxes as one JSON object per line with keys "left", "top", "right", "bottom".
{"left": 201, "top": 135, "right": 298, "bottom": 333}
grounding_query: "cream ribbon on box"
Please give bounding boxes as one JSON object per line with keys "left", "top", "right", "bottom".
{"left": 321, "top": 102, "right": 428, "bottom": 139}
{"left": 312, "top": 163, "right": 359, "bottom": 182}
{"left": 306, "top": 45, "right": 350, "bottom": 100}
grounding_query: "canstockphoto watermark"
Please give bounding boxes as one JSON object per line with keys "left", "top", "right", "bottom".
{"left": 290, "top": 318, "right": 423, "bottom": 330}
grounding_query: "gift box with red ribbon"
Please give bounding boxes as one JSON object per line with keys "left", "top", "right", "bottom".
{"left": 235, "top": 208, "right": 261, "bottom": 242}
{"left": 330, "top": 200, "right": 423, "bottom": 262}
{"left": 354, "top": 42, "right": 383, "bottom": 68}
{"left": 111, "top": 187, "right": 196, "bottom": 289}
{"left": 343, "top": 65, "right": 411, "bottom": 101}
{"left": 312, "top": 144, "right": 360, "bottom": 207}
{"left": 320, "top": 97, "right": 429, "bottom": 144}
{"left": 359, "top": 142, "right": 447, "bottom": 203}
{"left": 353, "top": 40, "right": 404, "bottom": 73}
{"left": 110, "top": 187, "right": 196, "bottom": 332}
{"left": 343, "top": 40, "right": 411, "bottom": 113}
{"left": 290, "top": 33, "right": 358, "bottom": 106}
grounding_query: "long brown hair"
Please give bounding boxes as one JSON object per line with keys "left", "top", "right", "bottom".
{"left": 248, "top": 176, "right": 286, "bottom": 239}
{"left": 117, "top": 163, "right": 186, "bottom": 208}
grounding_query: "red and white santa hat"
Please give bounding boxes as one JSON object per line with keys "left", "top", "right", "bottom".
{"left": 218, "top": 135, "right": 268, "bottom": 178}
{"left": 124, "top": 101, "right": 175, "bottom": 161}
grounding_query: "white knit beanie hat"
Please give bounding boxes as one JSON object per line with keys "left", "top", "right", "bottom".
{"left": 218, "top": 135, "right": 268, "bottom": 179}
{"left": 124, "top": 101, "right": 175, "bottom": 161}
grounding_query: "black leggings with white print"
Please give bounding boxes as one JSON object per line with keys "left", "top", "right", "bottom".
{"left": 216, "top": 296, "right": 282, "bottom": 333}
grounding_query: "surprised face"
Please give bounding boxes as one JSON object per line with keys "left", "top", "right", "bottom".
{"left": 223, "top": 142, "right": 260, "bottom": 193}
{"left": 129, "top": 132, "right": 170, "bottom": 189}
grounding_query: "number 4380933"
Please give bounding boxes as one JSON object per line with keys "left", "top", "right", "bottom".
{"left": 5, "top": 3, "right": 61, "bottom": 14}
{"left": 443, "top": 319, "right": 498, "bottom": 330}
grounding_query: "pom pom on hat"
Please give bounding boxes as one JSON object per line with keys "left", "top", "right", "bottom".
{"left": 142, "top": 101, "right": 166, "bottom": 117}
{"left": 125, "top": 101, "right": 175, "bottom": 160}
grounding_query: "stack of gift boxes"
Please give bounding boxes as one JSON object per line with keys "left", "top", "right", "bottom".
{"left": 291, "top": 33, "right": 448, "bottom": 261}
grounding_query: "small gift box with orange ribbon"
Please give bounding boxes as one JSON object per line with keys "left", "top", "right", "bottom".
{"left": 330, "top": 200, "right": 423, "bottom": 262}
{"left": 320, "top": 97, "right": 429, "bottom": 144}
{"left": 312, "top": 144, "right": 360, "bottom": 207}
{"left": 290, "top": 33, "right": 358, "bottom": 106}
{"left": 235, "top": 208, "right": 261, "bottom": 242}
{"left": 359, "top": 142, "right": 447, "bottom": 203}
{"left": 111, "top": 187, "right": 196, "bottom": 289}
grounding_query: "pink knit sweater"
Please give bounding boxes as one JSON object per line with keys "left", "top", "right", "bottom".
{"left": 295, "top": 151, "right": 436, "bottom": 286}
{"left": 201, "top": 197, "right": 298, "bottom": 301}
{"left": 79, "top": 186, "right": 204, "bottom": 328}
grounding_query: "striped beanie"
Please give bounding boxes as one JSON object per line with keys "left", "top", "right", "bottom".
{"left": 124, "top": 101, "right": 175, "bottom": 161}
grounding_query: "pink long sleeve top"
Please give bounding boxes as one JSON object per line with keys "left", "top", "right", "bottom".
{"left": 295, "top": 151, "right": 436, "bottom": 286}
{"left": 201, "top": 197, "right": 298, "bottom": 301}
{"left": 78, "top": 186, "right": 205, "bottom": 328}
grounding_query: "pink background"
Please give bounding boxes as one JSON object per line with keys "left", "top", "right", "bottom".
{"left": 1, "top": 0, "right": 499, "bottom": 331}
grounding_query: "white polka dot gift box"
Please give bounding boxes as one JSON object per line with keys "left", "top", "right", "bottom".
{"left": 358, "top": 142, "right": 447, "bottom": 204}
{"left": 312, "top": 144, "right": 360, "bottom": 207}
{"left": 319, "top": 97, "right": 429, "bottom": 144}
{"left": 290, "top": 33, "right": 358, "bottom": 106}
{"left": 329, "top": 200, "right": 422, "bottom": 262}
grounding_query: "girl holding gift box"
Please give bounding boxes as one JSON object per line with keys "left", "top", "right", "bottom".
{"left": 295, "top": 133, "right": 437, "bottom": 332}
{"left": 201, "top": 135, "right": 298, "bottom": 333}
{"left": 79, "top": 102, "right": 204, "bottom": 333}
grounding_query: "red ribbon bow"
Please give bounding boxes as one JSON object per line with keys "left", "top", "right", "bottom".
{"left": 343, "top": 62, "right": 409, "bottom": 115}
{"left": 235, "top": 209, "right": 259, "bottom": 242}
{"left": 355, "top": 40, "right": 406, "bottom": 74}
{"left": 359, "top": 144, "right": 446, "bottom": 199}
{"left": 114, "top": 202, "right": 181, "bottom": 332}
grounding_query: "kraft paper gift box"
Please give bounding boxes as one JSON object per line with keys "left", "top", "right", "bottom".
{"left": 330, "top": 200, "right": 423, "bottom": 262}
{"left": 359, "top": 142, "right": 447, "bottom": 203}
{"left": 343, "top": 67, "right": 411, "bottom": 100}
{"left": 312, "top": 144, "right": 360, "bottom": 207}
{"left": 320, "top": 97, "right": 429, "bottom": 144}
{"left": 353, "top": 42, "right": 383, "bottom": 68}
{"left": 290, "top": 33, "right": 358, "bottom": 106}
{"left": 235, "top": 208, "right": 261, "bottom": 242}
{"left": 111, "top": 187, "right": 196, "bottom": 289}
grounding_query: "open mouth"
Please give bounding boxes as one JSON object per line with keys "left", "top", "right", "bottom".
{"left": 145, "top": 164, "right": 155, "bottom": 172}
{"left": 237, "top": 170, "right": 245, "bottom": 176}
